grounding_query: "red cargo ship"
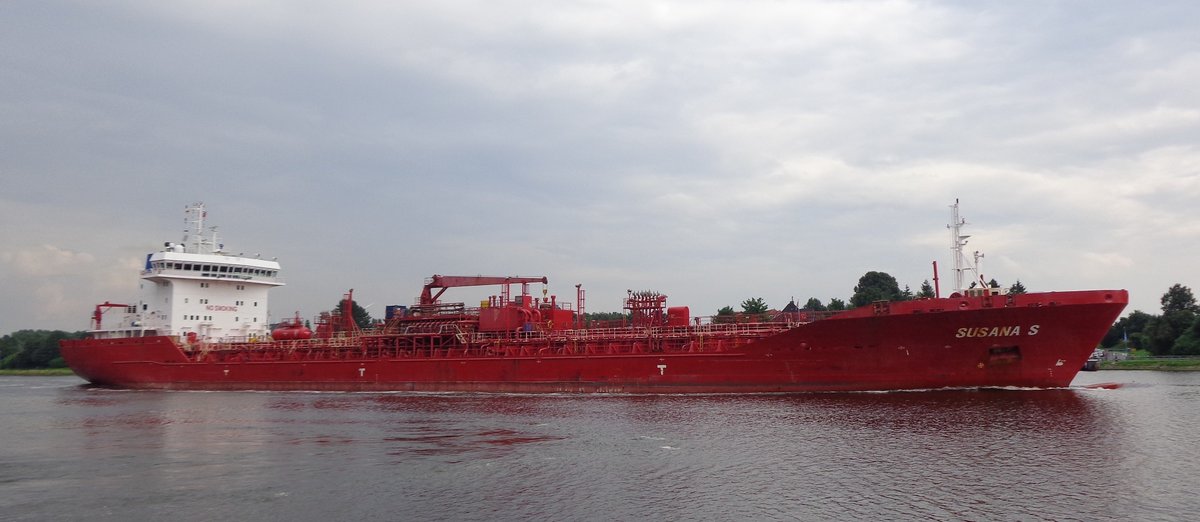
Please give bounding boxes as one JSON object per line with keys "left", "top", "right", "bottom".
{"left": 61, "top": 202, "right": 1127, "bottom": 392}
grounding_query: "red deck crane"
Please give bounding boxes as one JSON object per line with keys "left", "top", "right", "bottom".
{"left": 91, "top": 302, "right": 130, "bottom": 330}
{"left": 419, "top": 275, "right": 548, "bottom": 306}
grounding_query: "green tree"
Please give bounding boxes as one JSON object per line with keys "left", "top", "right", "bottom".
{"left": 1161, "top": 284, "right": 1199, "bottom": 314}
{"left": 828, "top": 298, "right": 847, "bottom": 311}
{"left": 584, "top": 311, "right": 630, "bottom": 322}
{"left": 1145, "top": 311, "right": 1195, "bottom": 355}
{"left": 333, "top": 299, "right": 374, "bottom": 330}
{"left": 0, "top": 330, "right": 84, "bottom": 369}
{"left": 740, "top": 297, "right": 769, "bottom": 314}
{"left": 714, "top": 305, "right": 736, "bottom": 324}
{"left": 1102, "top": 310, "right": 1154, "bottom": 348}
{"left": 1171, "top": 316, "right": 1200, "bottom": 355}
{"left": 916, "top": 280, "right": 935, "bottom": 299}
{"left": 850, "top": 271, "right": 902, "bottom": 307}
{"left": 1008, "top": 280, "right": 1027, "bottom": 295}
{"left": 1135, "top": 285, "right": 1200, "bottom": 355}
{"left": 30, "top": 331, "right": 68, "bottom": 367}
{"left": 803, "top": 298, "right": 826, "bottom": 311}
{"left": 1129, "top": 332, "right": 1151, "bottom": 351}
{"left": 899, "top": 285, "right": 914, "bottom": 301}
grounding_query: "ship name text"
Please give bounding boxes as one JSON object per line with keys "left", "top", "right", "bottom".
{"left": 955, "top": 325, "right": 1040, "bottom": 338}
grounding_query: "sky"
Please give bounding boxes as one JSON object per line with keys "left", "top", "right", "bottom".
{"left": 2, "top": 1, "right": 1198, "bottom": 335}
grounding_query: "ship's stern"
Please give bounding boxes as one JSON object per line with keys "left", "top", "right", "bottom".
{"left": 60, "top": 336, "right": 190, "bottom": 386}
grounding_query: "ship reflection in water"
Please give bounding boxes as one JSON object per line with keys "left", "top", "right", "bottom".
{"left": 2, "top": 372, "right": 1196, "bottom": 521}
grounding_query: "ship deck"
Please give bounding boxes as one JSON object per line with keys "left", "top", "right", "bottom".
{"left": 186, "top": 321, "right": 799, "bottom": 363}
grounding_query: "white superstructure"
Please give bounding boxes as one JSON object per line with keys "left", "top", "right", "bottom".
{"left": 92, "top": 202, "right": 283, "bottom": 342}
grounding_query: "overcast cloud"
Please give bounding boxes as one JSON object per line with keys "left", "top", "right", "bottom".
{"left": 2, "top": 1, "right": 1198, "bottom": 334}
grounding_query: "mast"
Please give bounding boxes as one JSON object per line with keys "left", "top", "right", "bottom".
{"left": 181, "top": 202, "right": 220, "bottom": 255}
{"left": 947, "top": 199, "right": 982, "bottom": 294}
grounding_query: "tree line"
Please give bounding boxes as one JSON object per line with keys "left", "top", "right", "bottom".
{"left": 1101, "top": 284, "right": 1200, "bottom": 355}
{"left": 0, "top": 330, "right": 84, "bottom": 369}
{"left": 718, "top": 271, "right": 1029, "bottom": 315}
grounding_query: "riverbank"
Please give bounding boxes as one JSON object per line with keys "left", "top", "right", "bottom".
{"left": 1100, "top": 359, "right": 1200, "bottom": 371}
{"left": 0, "top": 368, "right": 77, "bottom": 376}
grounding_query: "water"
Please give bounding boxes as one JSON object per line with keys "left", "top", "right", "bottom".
{"left": 2, "top": 372, "right": 1198, "bottom": 521}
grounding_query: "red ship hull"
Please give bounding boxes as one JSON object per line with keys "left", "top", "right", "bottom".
{"left": 61, "top": 290, "right": 1127, "bottom": 393}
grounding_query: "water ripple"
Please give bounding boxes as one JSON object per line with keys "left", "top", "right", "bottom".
{"left": 2, "top": 374, "right": 1199, "bottom": 520}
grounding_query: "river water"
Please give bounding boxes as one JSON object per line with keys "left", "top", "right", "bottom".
{"left": 2, "top": 372, "right": 1197, "bottom": 521}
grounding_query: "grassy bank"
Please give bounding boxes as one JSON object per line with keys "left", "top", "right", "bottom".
{"left": 0, "top": 368, "right": 77, "bottom": 376}
{"left": 1100, "top": 358, "right": 1200, "bottom": 371}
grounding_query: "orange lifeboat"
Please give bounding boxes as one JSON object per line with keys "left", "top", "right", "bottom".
{"left": 272, "top": 312, "right": 313, "bottom": 340}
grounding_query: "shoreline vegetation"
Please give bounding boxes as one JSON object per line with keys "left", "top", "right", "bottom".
{"left": 1100, "top": 358, "right": 1200, "bottom": 371}
{"left": 0, "top": 368, "right": 78, "bottom": 376}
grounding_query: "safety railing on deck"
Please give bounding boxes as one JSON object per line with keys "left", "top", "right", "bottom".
{"left": 183, "top": 309, "right": 834, "bottom": 362}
